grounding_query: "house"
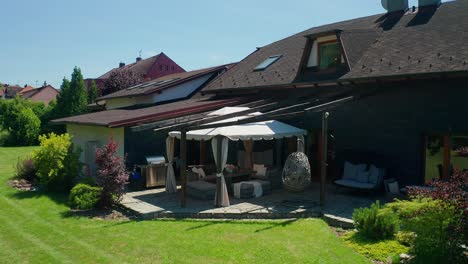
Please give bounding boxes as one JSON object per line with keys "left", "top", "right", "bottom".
{"left": 2, "top": 85, "right": 23, "bottom": 99}
{"left": 199, "top": 0, "right": 468, "bottom": 187}
{"left": 20, "top": 85, "right": 59, "bottom": 105}
{"left": 54, "top": 0, "right": 468, "bottom": 190}
{"left": 84, "top": 52, "right": 185, "bottom": 92}
{"left": 52, "top": 63, "right": 240, "bottom": 169}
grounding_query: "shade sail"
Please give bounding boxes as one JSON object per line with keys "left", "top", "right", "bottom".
{"left": 168, "top": 119, "right": 306, "bottom": 141}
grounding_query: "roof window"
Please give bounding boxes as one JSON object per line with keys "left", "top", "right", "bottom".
{"left": 254, "top": 55, "right": 282, "bottom": 71}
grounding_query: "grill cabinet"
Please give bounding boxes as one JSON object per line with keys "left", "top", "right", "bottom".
{"left": 138, "top": 156, "right": 167, "bottom": 188}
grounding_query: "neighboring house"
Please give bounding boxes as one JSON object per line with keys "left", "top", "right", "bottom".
{"left": 85, "top": 52, "right": 185, "bottom": 90}
{"left": 18, "top": 85, "right": 34, "bottom": 95}
{"left": 20, "top": 85, "right": 59, "bottom": 105}
{"left": 202, "top": 0, "right": 468, "bottom": 186}
{"left": 52, "top": 64, "right": 239, "bottom": 169}
{"left": 98, "top": 64, "right": 235, "bottom": 110}
{"left": 3, "top": 85, "right": 23, "bottom": 99}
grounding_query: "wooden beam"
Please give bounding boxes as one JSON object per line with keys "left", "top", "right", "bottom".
{"left": 153, "top": 101, "right": 280, "bottom": 132}
{"left": 320, "top": 112, "right": 329, "bottom": 207}
{"left": 180, "top": 130, "right": 187, "bottom": 207}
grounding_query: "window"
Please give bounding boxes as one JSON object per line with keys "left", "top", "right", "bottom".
{"left": 254, "top": 55, "right": 282, "bottom": 71}
{"left": 318, "top": 41, "right": 343, "bottom": 70}
{"left": 165, "top": 65, "right": 168, "bottom": 71}
{"left": 171, "top": 66, "right": 175, "bottom": 70}
{"left": 159, "top": 65, "right": 163, "bottom": 71}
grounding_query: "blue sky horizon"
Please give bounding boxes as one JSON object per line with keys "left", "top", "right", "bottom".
{"left": 1, "top": 0, "right": 429, "bottom": 89}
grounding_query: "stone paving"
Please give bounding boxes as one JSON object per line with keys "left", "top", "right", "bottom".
{"left": 121, "top": 183, "right": 388, "bottom": 221}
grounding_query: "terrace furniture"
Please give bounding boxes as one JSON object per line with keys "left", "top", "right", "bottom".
{"left": 334, "top": 161, "right": 385, "bottom": 191}
{"left": 232, "top": 180, "right": 272, "bottom": 199}
{"left": 186, "top": 180, "right": 217, "bottom": 200}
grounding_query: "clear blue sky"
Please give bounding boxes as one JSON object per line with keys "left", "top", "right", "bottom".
{"left": 1, "top": 0, "right": 424, "bottom": 88}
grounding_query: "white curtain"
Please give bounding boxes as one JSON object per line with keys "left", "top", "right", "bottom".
{"left": 165, "top": 136, "right": 177, "bottom": 193}
{"left": 297, "top": 135, "right": 305, "bottom": 153}
{"left": 212, "top": 137, "right": 230, "bottom": 207}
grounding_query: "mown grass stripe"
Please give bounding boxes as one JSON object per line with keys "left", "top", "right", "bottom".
{"left": 0, "top": 212, "right": 72, "bottom": 264}
{"left": 0, "top": 196, "right": 117, "bottom": 263}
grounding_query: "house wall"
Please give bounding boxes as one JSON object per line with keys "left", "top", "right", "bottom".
{"left": 67, "top": 124, "right": 125, "bottom": 168}
{"left": 288, "top": 78, "right": 468, "bottom": 186}
{"left": 29, "top": 86, "right": 58, "bottom": 105}
{"left": 148, "top": 53, "right": 185, "bottom": 79}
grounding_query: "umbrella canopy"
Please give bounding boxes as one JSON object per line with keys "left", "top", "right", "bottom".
{"left": 168, "top": 108, "right": 306, "bottom": 141}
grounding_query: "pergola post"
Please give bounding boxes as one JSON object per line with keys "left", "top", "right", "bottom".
{"left": 320, "top": 112, "right": 329, "bottom": 207}
{"left": 200, "top": 139, "right": 206, "bottom": 165}
{"left": 180, "top": 129, "right": 187, "bottom": 207}
{"left": 442, "top": 134, "right": 451, "bottom": 179}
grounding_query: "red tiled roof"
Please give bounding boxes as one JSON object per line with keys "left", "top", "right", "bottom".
{"left": 21, "top": 85, "right": 57, "bottom": 99}
{"left": 51, "top": 96, "right": 245, "bottom": 128}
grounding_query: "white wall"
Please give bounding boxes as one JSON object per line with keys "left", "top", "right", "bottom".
{"left": 306, "top": 35, "right": 338, "bottom": 67}
{"left": 67, "top": 124, "right": 125, "bottom": 170}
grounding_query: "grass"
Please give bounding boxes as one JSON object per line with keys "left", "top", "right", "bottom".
{"left": 342, "top": 231, "right": 409, "bottom": 262}
{"left": 0, "top": 147, "right": 371, "bottom": 264}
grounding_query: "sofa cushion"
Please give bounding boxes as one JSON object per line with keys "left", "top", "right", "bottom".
{"left": 343, "top": 162, "right": 367, "bottom": 181}
{"left": 187, "top": 181, "right": 216, "bottom": 192}
{"left": 356, "top": 170, "right": 370, "bottom": 183}
{"left": 253, "top": 164, "right": 267, "bottom": 177}
{"left": 369, "top": 165, "right": 380, "bottom": 184}
{"left": 335, "top": 179, "right": 375, "bottom": 189}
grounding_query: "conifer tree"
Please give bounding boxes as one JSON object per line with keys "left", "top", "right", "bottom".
{"left": 87, "top": 80, "right": 99, "bottom": 104}
{"left": 68, "top": 67, "right": 88, "bottom": 114}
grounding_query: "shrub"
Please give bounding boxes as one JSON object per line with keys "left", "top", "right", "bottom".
{"left": 95, "top": 138, "right": 129, "bottom": 207}
{"left": 32, "top": 133, "right": 82, "bottom": 192}
{"left": 386, "top": 198, "right": 465, "bottom": 264}
{"left": 14, "top": 157, "right": 37, "bottom": 182}
{"left": 353, "top": 201, "right": 400, "bottom": 240}
{"left": 69, "top": 184, "right": 102, "bottom": 210}
{"left": 11, "top": 108, "right": 41, "bottom": 146}
{"left": 343, "top": 231, "right": 409, "bottom": 262}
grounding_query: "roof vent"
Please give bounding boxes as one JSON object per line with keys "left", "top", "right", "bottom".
{"left": 136, "top": 57, "right": 142, "bottom": 62}
{"left": 418, "top": 0, "right": 441, "bottom": 7}
{"left": 381, "top": 0, "right": 408, "bottom": 12}
{"left": 119, "top": 62, "right": 125, "bottom": 68}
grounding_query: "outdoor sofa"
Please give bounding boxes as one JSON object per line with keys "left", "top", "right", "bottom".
{"left": 334, "top": 161, "right": 385, "bottom": 191}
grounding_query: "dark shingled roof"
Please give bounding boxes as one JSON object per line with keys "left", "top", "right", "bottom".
{"left": 98, "top": 64, "right": 235, "bottom": 101}
{"left": 51, "top": 96, "right": 245, "bottom": 127}
{"left": 204, "top": 0, "right": 468, "bottom": 92}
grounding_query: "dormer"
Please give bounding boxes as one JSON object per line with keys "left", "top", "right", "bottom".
{"left": 300, "top": 30, "right": 348, "bottom": 82}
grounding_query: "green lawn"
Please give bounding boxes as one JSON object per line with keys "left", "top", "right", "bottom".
{"left": 0, "top": 147, "right": 370, "bottom": 264}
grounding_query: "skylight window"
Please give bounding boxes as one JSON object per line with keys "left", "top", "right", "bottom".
{"left": 254, "top": 55, "right": 282, "bottom": 71}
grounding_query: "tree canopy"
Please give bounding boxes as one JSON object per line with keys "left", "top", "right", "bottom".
{"left": 102, "top": 69, "right": 142, "bottom": 96}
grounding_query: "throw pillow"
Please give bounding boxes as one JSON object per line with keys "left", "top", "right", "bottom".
{"left": 369, "top": 165, "right": 380, "bottom": 184}
{"left": 253, "top": 164, "right": 267, "bottom": 177}
{"left": 343, "top": 161, "right": 357, "bottom": 180}
{"left": 356, "top": 170, "right": 370, "bottom": 183}
{"left": 388, "top": 181, "right": 400, "bottom": 193}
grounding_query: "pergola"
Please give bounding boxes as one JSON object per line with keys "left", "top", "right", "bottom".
{"left": 167, "top": 107, "right": 307, "bottom": 207}
{"left": 140, "top": 91, "right": 371, "bottom": 208}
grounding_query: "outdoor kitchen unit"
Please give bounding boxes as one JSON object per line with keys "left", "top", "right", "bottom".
{"left": 138, "top": 155, "right": 167, "bottom": 188}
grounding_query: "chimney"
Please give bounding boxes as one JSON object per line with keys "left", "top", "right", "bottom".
{"left": 119, "top": 62, "right": 125, "bottom": 68}
{"left": 418, "top": 0, "right": 441, "bottom": 8}
{"left": 381, "top": 0, "right": 408, "bottom": 13}
{"left": 136, "top": 57, "right": 142, "bottom": 62}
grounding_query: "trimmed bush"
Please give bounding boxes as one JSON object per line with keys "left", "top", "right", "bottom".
{"left": 69, "top": 184, "right": 101, "bottom": 210}
{"left": 12, "top": 108, "right": 41, "bottom": 146}
{"left": 32, "top": 133, "right": 82, "bottom": 191}
{"left": 353, "top": 201, "right": 400, "bottom": 240}
{"left": 14, "top": 157, "right": 37, "bottom": 182}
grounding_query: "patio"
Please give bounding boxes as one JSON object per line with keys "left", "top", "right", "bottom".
{"left": 120, "top": 183, "right": 388, "bottom": 222}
